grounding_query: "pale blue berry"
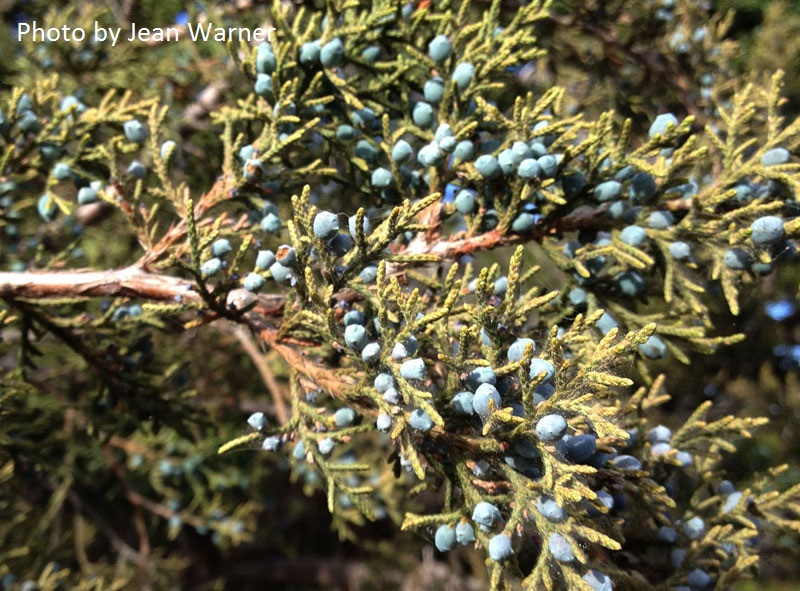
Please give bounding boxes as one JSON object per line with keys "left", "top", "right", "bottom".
{"left": 721, "top": 491, "right": 743, "bottom": 514}
{"left": 382, "top": 387, "right": 400, "bottom": 404}
{"left": 409, "top": 408, "right": 434, "bottom": 432}
{"left": 454, "top": 189, "right": 477, "bottom": 214}
{"left": 548, "top": 533, "right": 575, "bottom": 563}
{"left": 391, "top": 139, "right": 413, "bottom": 163}
{"left": 452, "top": 62, "right": 475, "bottom": 91}
{"left": 160, "top": 140, "right": 176, "bottom": 160}
{"left": 508, "top": 338, "right": 535, "bottom": 362}
{"left": 243, "top": 272, "right": 265, "bottom": 293}
{"left": 517, "top": 158, "right": 540, "bottom": 179}
{"left": 254, "top": 74, "right": 272, "bottom": 97}
{"left": 400, "top": 358, "right": 426, "bottom": 380}
{"left": 424, "top": 78, "right": 445, "bottom": 104}
{"left": 488, "top": 534, "right": 513, "bottom": 561}
{"left": 127, "top": 161, "right": 147, "bottom": 178}
{"left": 647, "top": 425, "right": 672, "bottom": 443}
{"left": 361, "top": 342, "right": 381, "bottom": 364}
{"left": 686, "top": 569, "right": 712, "bottom": 590}
{"left": 412, "top": 102, "right": 435, "bottom": 128}
{"left": 597, "top": 312, "right": 618, "bottom": 335}
{"left": 648, "top": 210, "right": 674, "bottom": 229}
{"left": 313, "top": 211, "right": 339, "bottom": 239}
{"left": 471, "top": 502, "right": 502, "bottom": 529}
{"left": 299, "top": 40, "right": 321, "bottom": 65}
{"left": 750, "top": 216, "right": 784, "bottom": 246}
{"left": 391, "top": 342, "right": 408, "bottom": 360}
{"left": 651, "top": 442, "right": 672, "bottom": 457}
{"left": 201, "top": 257, "right": 222, "bottom": 277}
{"left": 376, "top": 413, "right": 392, "bottom": 432}
{"left": 595, "top": 180, "right": 622, "bottom": 201}
{"left": 434, "top": 525, "right": 456, "bottom": 551}
{"left": 455, "top": 521, "right": 475, "bottom": 545}
{"left": 269, "top": 261, "right": 294, "bottom": 283}
{"left": 472, "top": 383, "right": 501, "bottom": 422}
{"left": 723, "top": 248, "right": 751, "bottom": 270}
{"left": 453, "top": 140, "right": 474, "bottom": 161}
{"left": 417, "top": 142, "right": 444, "bottom": 166}
{"left": 683, "top": 516, "right": 705, "bottom": 539}
{"left": 348, "top": 215, "right": 371, "bottom": 238}
{"left": 77, "top": 186, "right": 98, "bottom": 204}
{"left": 374, "top": 372, "right": 395, "bottom": 393}
{"left": 318, "top": 437, "right": 335, "bottom": 456}
{"left": 649, "top": 113, "right": 679, "bottom": 137}
{"left": 475, "top": 154, "right": 501, "bottom": 178}
{"left": 451, "top": 391, "right": 475, "bottom": 415}
{"left": 434, "top": 123, "right": 453, "bottom": 142}
{"left": 275, "top": 245, "right": 297, "bottom": 267}
{"left": 211, "top": 238, "right": 232, "bottom": 257}
{"left": 292, "top": 440, "right": 307, "bottom": 460}
{"left": 256, "top": 43, "right": 276, "bottom": 74}
{"left": 428, "top": 35, "right": 452, "bottom": 62}
{"left": 536, "top": 496, "right": 566, "bottom": 522}
{"left": 669, "top": 241, "right": 692, "bottom": 260}
{"left": 247, "top": 412, "right": 267, "bottom": 431}
{"left": 256, "top": 250, "right": 276, "bottom": 270}
{"left": 336, "top": 124, "right": 357, "bottom": 140}
{"left": 53, "top": 162, "right": 71, "bottom": 181}
{"left": 344, "top": 324, "right": 368, "bottom": 350}
{"left": 361, "top": 46, "right": 380, "bottom": 63}
{"left": 536, "top": 413, "right": 567, "bottom": 441}
{"left": 620, "top": 225, "right": 647, "bottom": 247}
{"left": 334, "top": 407, "right": 357, "bottom": 427}
{"left": 617, "top": 270, "right": 645, "bottom": 297}
{"left": 511, "top": 212, "right": 538, "bottom": 233}
{"left": 359, "top": 265, "right": 378, "bottom": 283}
{"left": 537, "top": 154, "right": 558, "bottom": 178}
{"left": 466, "top": 366, "right": 496, "bottom": 390}
{"left": 371, "top": 167, "right": 392, "bottom": 188}
{"left": 583, "top": 569, "right": 613, "bottom": 591}
{"left": 761, "top": 147, "right": 790, "bottom": 166}
{"left": 529, "top": 358, "right": 555, "bottom": 381}
{"left": 123, "top": 119, "right": 148, "bottom": 143}
{"left": 320, "top": 38, "right": 344, "bottom": 67}
{"left": 262, "top": 435, "right": 281, "bottom": 451}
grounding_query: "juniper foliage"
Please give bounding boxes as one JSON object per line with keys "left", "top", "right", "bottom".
{"left": 1, "top": 0, "right": 800, "bottom": 589}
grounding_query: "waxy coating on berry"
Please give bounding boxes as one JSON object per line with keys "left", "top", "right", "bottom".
{"left": 123, "top": 119, "right": 148, "bottom": 143}
{"left": 408, "top": 408, "right": 434, "bottom": 432}
{"left": 488, "top": 534, "right": 513, "bottom": 561}
{"left": 428, "top": 35, "right": 452, "bottom": 62}
{"left": 536, "top": 413, "right": 567, "bottom": 441}
{"left": 313, "top": 211, "right": 340, "bottom": 240}
{"left": 649, "top": 112, "right": 679, "bottom": 137}
{"left": 334, "top": 407, "right": 357, "bottom": 427}
{"left": 548, "top": 532, "right": 575, "bottom": 563}
{"left": 471, "top": 501, "right": 502, "bottom": 529}
{"left": 320, "top": 38, "right": 344, "bottom": 67}
{"left": 247, "top": 412, "right": 267, "bottom": 431}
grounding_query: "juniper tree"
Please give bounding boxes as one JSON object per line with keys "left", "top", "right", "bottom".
{"left": 1, "top": 0, "right": 800, "bottom": 589}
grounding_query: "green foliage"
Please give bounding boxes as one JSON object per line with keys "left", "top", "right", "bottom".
{"left": 1, "top": 0, "right": 800, "bottom": 589}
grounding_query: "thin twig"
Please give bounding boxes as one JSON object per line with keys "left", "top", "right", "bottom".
{"left": 231, "top": 324, "right": 289, "bottom": 424}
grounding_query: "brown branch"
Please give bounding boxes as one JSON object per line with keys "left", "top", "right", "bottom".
{"left": 0, "top": 265, "right": 201, "bottom": 302}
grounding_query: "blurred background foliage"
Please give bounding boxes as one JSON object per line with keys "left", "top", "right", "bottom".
{"left": 0, "top": 0, "right": 799, "bottom": 589}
